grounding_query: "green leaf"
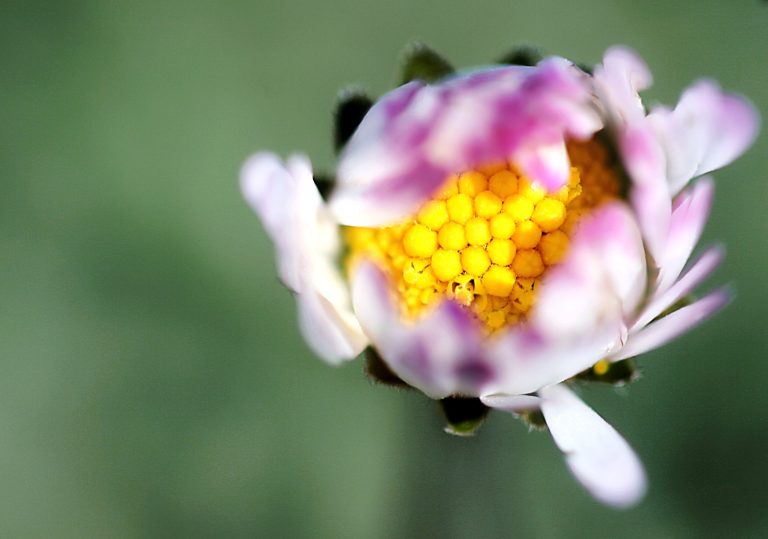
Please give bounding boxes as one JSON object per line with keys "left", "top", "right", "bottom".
{"left": 333, "top": 88, "right": 373, "bottom": 153}
{"left": 364, "top": 347, "right": 412, "bottom": 389}
{"left": 496, "top": 45, "right": 542, "bottom": 66}
{"left": 399, "top": 41, "right": 454, "bottom": 85}
{"left": 440, "top": 396, "right": 490, "bottom": 437}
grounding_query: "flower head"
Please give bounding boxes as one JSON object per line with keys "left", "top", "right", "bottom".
{"left": 241, "top": 45, "right": 758, "bottom": 508}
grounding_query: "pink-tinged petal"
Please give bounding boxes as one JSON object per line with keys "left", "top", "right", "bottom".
{"left": 612, "top": 289, "right": 730, "bottom": 361}
{"left": 656, "top": 178, "right": 714, "bottom": 294}
{"left": 480, "top": 393, "right": 541, "bottom": 411}
{"left": 593, "top": 46, "right": 653, "bottom": 127}
{"left": 351, "top": 261, "right": 497, "bottom": 398}
{"left": 621, "top": 123, "right": 671, "bottom": 262}
{"left": 539, "top": 384, "right": 647, "bottom": 508}
{"left": 486, "top": 323, "right": 622, "bottom": 396}
{"left": 631, "top": 246, "right": 723, "bottom": 333}
{"left": 649, "top": 81, "right": 760, "bottom": 195}
{"left": 241, "top": 153, "right": 368, "bottom": 364}
{"left": 241, "top": 152, "right": 302, "bottom": 290}
{"left": 332, "top": 59, "right": 601, "bottom": 227}
{"left": 534, "top": 202, "right": 646, "bottom": 338}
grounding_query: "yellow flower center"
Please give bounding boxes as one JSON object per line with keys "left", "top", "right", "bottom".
{"left": 344, "top": 139, "right": 620, "bottom": 332}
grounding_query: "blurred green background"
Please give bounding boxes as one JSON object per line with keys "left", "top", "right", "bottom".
{"left": 2, "top": 0, "right": 767, "bottom": 537}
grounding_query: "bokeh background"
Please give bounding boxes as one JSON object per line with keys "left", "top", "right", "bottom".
{"left": 2, "top": 0, "right": 767, "bottom": 537}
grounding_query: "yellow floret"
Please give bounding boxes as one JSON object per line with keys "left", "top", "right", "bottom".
{"left": 465, "top": 217, "right": 491, "bottom": 246}
{"left": 487, "top": 239, "right": 516, "bottom": 266}
{"left": 403, "top": 224, "right": 437, "bottom": 258}
{"left": 482, "top": 265, "right": 516, "bottom": 297}
{"left": 435, "top": 175, "right": 459, "bottom": 200}
{"left": 518, "top": 177, "right": 546, "bottom": 203}
{"left": 478, "top": 162, "right": 507, "bottom": 176}
{"left": 512, "top": 220, "right": 542, "bottom": 249}
{"left": 343, "top": 138, "right": 620, "bottom": 331}
{"left": 446, "top": 193, "right": 474, "bottom": 224}
{"left": 489, "top": 213, "right": 516, "bottom": 239}
{"left": 539, "top": 231, "right": 569, "bottom": 265}
{"left": 431, "top": 249, "right": 462, "bottom": 281}
{"left": 513, "top": 249, "right": 545, "bottom": 277}
{"left": 532, "top": 198, "right": 566, "bottom": 232}
{"left": 488, "top": 170, "right": 519, "bottom": 198}
{"left": 438, "top": 222, "right": 467, "bottom": 250}
{"left": 417, "top": 200, "right": 449, "bottom": 230}
{"left": 474, "top": 190, "right": 502, "bottom": 218}
{"left": 504, "top": 194, "right": 534, "bottom": 222}
{"left": 402, "top": 258, "right": 429, "bottom": 285}
{"left": 461, "top": 246, "right": 490, "bottom": 276}
{"left": 458, "top": 171, "right": 488, "bottom": 196}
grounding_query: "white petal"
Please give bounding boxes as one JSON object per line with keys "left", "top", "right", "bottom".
{"left": 656, "top": 178, "right": 714, "bottom": 294}
{"left": 612, "top": 289, "right": 730, "bottom": 361}
{"left": 593, "top": 46, "right": 653, "bottom": 127}
{"left": 649, "top": 80, "right": 760, "bottom": 195}
{"left": 631, "top": 246, "right": 723, "bottom": 333}
{"left": 480, "top": 394, "right": 541, "bottom": 411}
{"left": 240, "top": 153, "right": 368, "bottom": 364}
{"left": 539, "top": 384, "right": 647, "bottom": 508}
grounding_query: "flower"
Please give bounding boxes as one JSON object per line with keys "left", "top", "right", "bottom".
{"left": 241, "top": 45, "right": 758, "bottom": 508}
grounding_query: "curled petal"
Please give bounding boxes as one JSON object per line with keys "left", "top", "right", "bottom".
{"left": 648, "top": 81, "right": 760, "bottom": 195}
{"left": 612, "top": 289, "right": 731, "bottom": 361}
{"left": 534, "top": 202, "right": 646, "bottom": 338}
{"left": 332, "top": 59, "right": 601, "bottom": 226}
{"left": 656, "top": 178, "right": 714, "bottom": 294}
{"left": 351, "top": 261, "right": 496, "bottom": 398}
{"left": 593, "top": 46, "right": 653, "bottom": 127}
{"left": 539, "top": 385, "right": 647, "bottom": 508}
{"left": 241, "top": 153, "right": 368, "bottom": 364}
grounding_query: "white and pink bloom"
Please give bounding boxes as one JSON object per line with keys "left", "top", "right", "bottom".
{"left": 241, "top": 46, "right": 758, "bottom": 508}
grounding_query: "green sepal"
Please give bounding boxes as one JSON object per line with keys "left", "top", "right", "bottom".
{"left": 399, "top": 42, "right": 455, "bottom": 85}
{"left": 333, "top": 88, "right": 373, "bottom": 154}
{"left": 440, "top": 396, "right": 490, "bottom": 437}
{"left": 363, "top": 347, "right": 412, "bottom": 389}
{"left": 496, "top": 45, "right": 542, "bottom": 67}
{"left": 576, "top": 359, "right": 639, "bottom": 385}
{"left": 517, "top": 409, "right": 547, "bottom": 431}
{"left": 313, "top": 172, "right": 335, "bottom": 200}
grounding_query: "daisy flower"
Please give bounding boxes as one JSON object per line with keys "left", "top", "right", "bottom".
{"left": 241, "top": 45, "right": 758, "bottom": 507}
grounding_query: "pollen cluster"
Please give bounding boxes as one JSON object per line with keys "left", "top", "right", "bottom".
{"left": 345, "top": 139, "right": 620, "bottom": 332}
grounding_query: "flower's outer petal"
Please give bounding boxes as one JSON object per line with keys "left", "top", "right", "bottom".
{"left": 612, "top": 289, "right": 730, "bottom": 361}
{"left": 332, "top": 59, "right": 601, "bottom": 227}
{"left": 648, "top": 81, "right": 759, "bottom": 196}
{"left": 241, "top": 152, "right": 302, "bottom": 290}
{"left": 593, "top": 46, "right": 653, "bottom": 127}
{"left": 656, "top": 178, "right": 714, "bottom": 294}
{"left": 534, "top": 202, "right": 646, "bottom": 338}
{"left": 480, "top": 393, "right": 541, "bottom": 411}
{"left": 620, "top": 123, "right": 671, "bottom": 263}
{"left": 539, "top": 384, "right": 647, "bottom": 508}
{"left": 487, "top": 324, "right": 621, "bottom": 397}
{"left": 351, "top": 261, "right": 498, "bottom": 399}
{"left": 631, "top": 246, "right": 723, "bottom": 333}
{"left": 241, "top": 153, "right": 368, "bottom": 364}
